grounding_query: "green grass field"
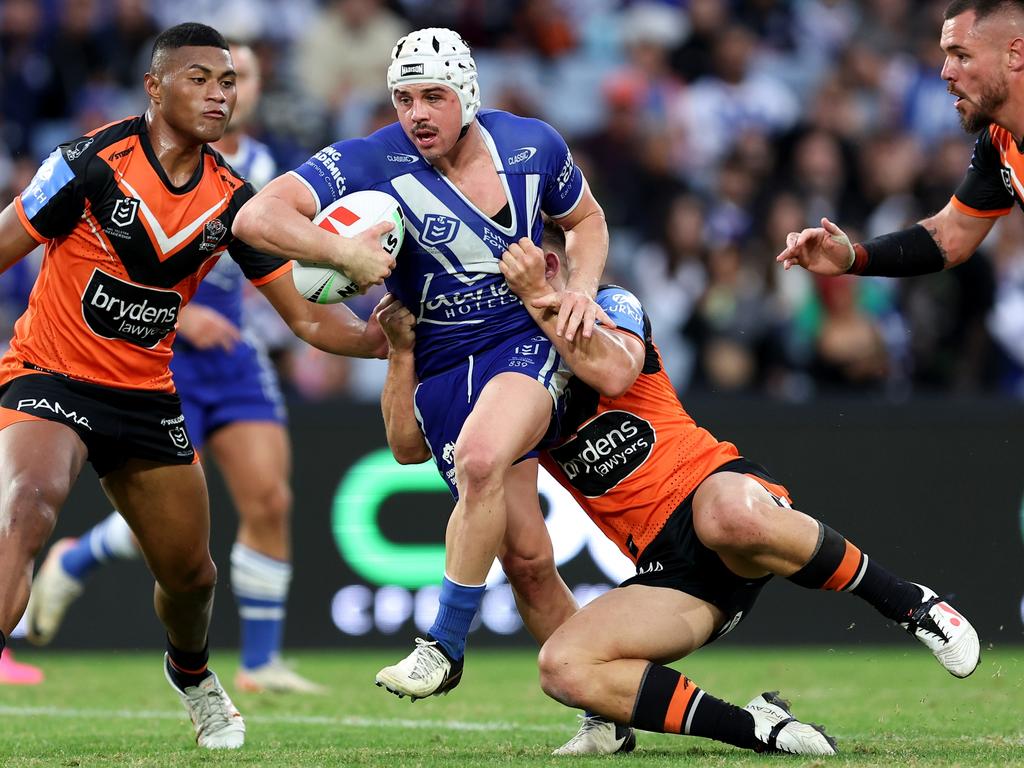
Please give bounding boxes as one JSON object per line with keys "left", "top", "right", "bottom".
{"left": 0, "top": 646, "right": 1021, "bottom": 767}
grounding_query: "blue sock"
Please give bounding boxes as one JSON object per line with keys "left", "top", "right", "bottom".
{"left": 428, "top": 576, "right": 485, "bottom": 661}
{"left": 231, "top": 543, "right": 291, "bottom": 670}
{"left": 60, "top": 512, "right": 138, "bottom": 580}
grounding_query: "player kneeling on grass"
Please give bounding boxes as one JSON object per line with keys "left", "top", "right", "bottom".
{"left": 375, "top": 220, "right": 980, "bottom": 757}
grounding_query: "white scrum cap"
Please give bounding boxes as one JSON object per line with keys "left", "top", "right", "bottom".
{"left": 387, "top": 28, "right": 480, "bottom": 128}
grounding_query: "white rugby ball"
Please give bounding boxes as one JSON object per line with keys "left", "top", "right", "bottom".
{"left": 292, "top": 190, "right": 405, "bottom": 304}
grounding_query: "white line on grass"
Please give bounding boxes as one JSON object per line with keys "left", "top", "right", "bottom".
{"left": 0, "top": 706, "right": 1019, "bottom": 746}
{"left": 0, "top": 705, "right": 565, "bottom": 733}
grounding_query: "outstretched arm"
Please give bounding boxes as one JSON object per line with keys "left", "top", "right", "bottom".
{"left": 375, "top": 294, "right": 431, "bottom": 464}
{"left": 776, "top": 201, "right": 995, "bottom": 277}
{"left": 257, "top": 273, "right": 388, "bottom": 358}
{"left": 501, "top": 238, "right": 643, "bottom": 399}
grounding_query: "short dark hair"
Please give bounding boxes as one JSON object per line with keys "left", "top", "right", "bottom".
{"left": 541, "top": 218, "right": 566, "bottom": 262}
{"left": 150, "top": 22, "right": 228, "bottom": 71}
{"left": 945, "top": 0, "right": 1024, "bottom": 21}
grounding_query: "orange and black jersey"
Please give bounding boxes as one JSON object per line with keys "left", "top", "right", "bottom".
{"left": 952, "top": 124, "right": 1024, "bottom": 218}
{"left": 540, "top": 286, "right": 742, "bottom": 564}
{"left": 5, "top": 115, "right": 290, "bottom": 392}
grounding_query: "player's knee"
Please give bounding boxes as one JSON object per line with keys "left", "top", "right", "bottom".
{"left": 538, "top": 640, "right": 588, "bottom": 707}
{"left": 0, "top": 475, "right": 62, "bottom": 554}
{"left": 239, "top": 481, "right": 292, "bottom": 533}
{"left": 694, "top": 493, "right": 765, "bottom": 553}
{"left": 454, "top": 445, "right": 504, "bottom": 496}
{"left": 159, "top": 555, "right": 217, "bottom": 597}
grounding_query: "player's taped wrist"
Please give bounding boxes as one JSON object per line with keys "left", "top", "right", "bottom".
{"left": 848, "top": 224, "right": 945, "bottom": 277}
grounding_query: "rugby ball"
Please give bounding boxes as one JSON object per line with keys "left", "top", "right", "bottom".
{"left": 292, "top": 190, "right": 405, "bottom": 304}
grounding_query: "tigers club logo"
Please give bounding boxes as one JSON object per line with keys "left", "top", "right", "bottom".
{"left": 1001, "top": 167, "right": 1014, "bottom": 197}
{"left": 199, "top": 218, "right": 227, "bottom": 251}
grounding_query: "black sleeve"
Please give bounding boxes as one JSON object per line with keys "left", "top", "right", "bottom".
{"left": 953, "top": 128, "right": 1015, "bottom": 213}
{"left": 225, "top": 181, "right": 290, "bottom": 283}
{"left": 17, "top": 137, "right": 95, "bottom": 239}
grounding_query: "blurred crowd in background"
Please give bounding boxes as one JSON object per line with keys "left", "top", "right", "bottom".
{"left": 4, "top": 0, "right": 1024, "bottom": 402}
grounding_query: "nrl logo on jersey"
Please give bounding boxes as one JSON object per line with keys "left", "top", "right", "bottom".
{"left": 199, "top": 218, "right": 227, "bottom": 251}
{"left": 1001, "top": 167, "right": 1014, "bottom": 197}
{"left": 421, "top": 214, "right": 460, "bottom": 246}
{"left": 111, "top": 197, "right": 140, "bottom": 228}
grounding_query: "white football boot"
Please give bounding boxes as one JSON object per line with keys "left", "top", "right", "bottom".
{"left": 164, "top": 655, "right": 246, "bottom": 749}
{"left": 745, "top": 692, "right": 837, "bottom": 756}
{"left": 552, "top": 715, "right": 637, "bottom": 756}
{"left": 375, "top": 637, "right": 463, "bottom": 701}
{"left": 25, "top": 538, "right": 84, "bottom": 646}
{"left": 900, "top": 584, "right": 980, "bottom": 678}
{"left": 235, "top": 657, "right": 326, "bottom": 694}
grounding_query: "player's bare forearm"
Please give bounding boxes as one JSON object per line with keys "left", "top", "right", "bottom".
{"left": 561, "top": 207, "right": 608, "bottom": 298}
{"left": 0, "top": 203, "right": 43, "bottom": 274}
{"left": 526, "top": 303, "right": 641, "bottom": 398}
{"left": 381, "top": 349, "right": 431, "bottom": 464}
{"left": 919, "top": 203, "right": 994, "bottom": 268}
{"left": 258, "top": 275, "right": 386, "bottom": 358}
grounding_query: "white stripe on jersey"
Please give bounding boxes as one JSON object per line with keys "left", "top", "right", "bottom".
{"left": 525, "top": 173, "right": 541, "bottom": 233}
{"left": 390, "top": 174, "right": 502, "bottom": 284}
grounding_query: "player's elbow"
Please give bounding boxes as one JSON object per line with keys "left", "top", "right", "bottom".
{"left": 591, "top": 359, "right": 640, "bottom": 399}
{"left": 232, "top": 196, "right": 265, "bottom": 243}
{"left": 391, "top": 440, "right": 432, "bottom": 464}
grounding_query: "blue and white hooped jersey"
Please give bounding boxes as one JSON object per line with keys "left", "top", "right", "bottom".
{"left": 186, "top": 135, "right": 278, "bottom": 334}
{"left": 289, "top": 109, "right": 586, "bottom": 379}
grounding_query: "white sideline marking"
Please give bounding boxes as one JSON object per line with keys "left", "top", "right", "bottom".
{"left": 0, "top": 705, "right": 564, "bottom": 732}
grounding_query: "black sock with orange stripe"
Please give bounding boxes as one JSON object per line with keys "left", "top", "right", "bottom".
{"left": 630, "top": 663, "right": 759, "bottom": 749}
{"left": 165, "top": 636, "right": 211, "bottom": 690}
{"left": 788, "top": 522, "right": 922, "bottom": 621}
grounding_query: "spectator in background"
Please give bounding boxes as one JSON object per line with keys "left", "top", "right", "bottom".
{"left": 686, "top": 241, "right": 777, "bottom": 393}
{"left": 296, "top": 0, "right": 408, "bottom": 135}
{"left": 675, "top": 24, "right": 800, "bottom": 189}
{"left": 809, "top": 275, "right": 892, "bottom": 393}
{"left": 630, "top": 193, "right": 709, "bottom": 389}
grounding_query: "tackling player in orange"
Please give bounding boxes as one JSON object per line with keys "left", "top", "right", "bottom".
{"left": 376, "top": 221, "right": 980, "bottom": 757}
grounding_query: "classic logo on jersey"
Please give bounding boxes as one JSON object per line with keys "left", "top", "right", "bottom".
{"left": 15, "top": 398, "right": 91, "bottom": 429}
{"left": 506, "top": 147, "right": 537, "bottom": 165}
{"left": 421, "top": 214, "right": 461, "bottom": 246}
{"left": 549, "top": 410, "right": 655, "bottom": 497}
{"left": 386, "top": 152, "right": 420, "bottom": 164}
{"left": 64, "top": 138, "right": 93, "bottom": 161}
{"left": 199, "top": 218, "right": 227, "bottom": 251}
{"left": 111, "top": 197, "right": 140, "bottom": 228}
{"left": 81, "top": 269, "right": 182, "bottom": 349}
{"left": 1002, "top": 167, "right": 1014, "bottom": 197}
